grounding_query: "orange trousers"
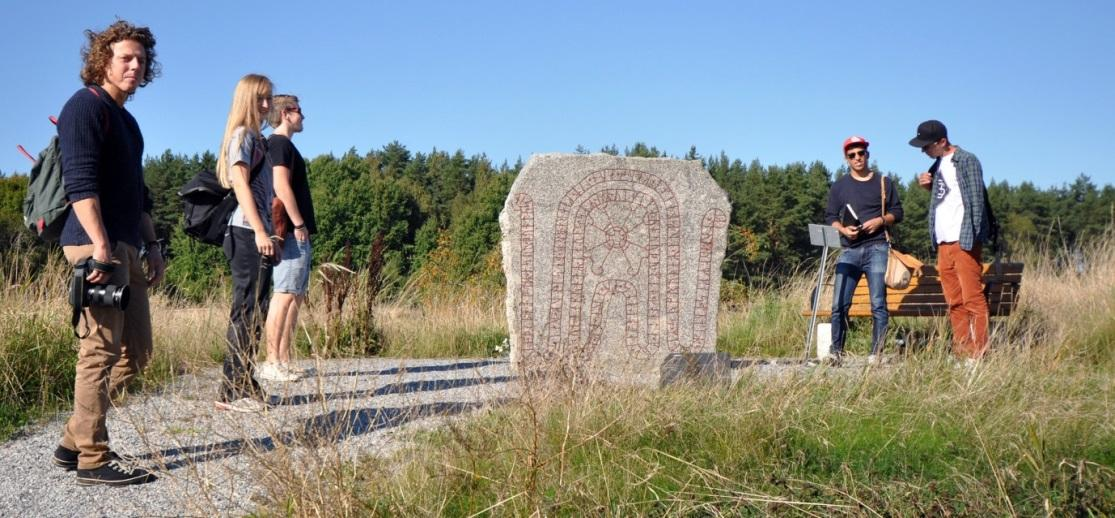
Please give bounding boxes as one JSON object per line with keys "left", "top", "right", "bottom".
{"left": 936, "top": 242, "right": 989, "bottom": 358}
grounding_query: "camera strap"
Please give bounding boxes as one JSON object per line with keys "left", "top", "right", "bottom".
{"left": 91, "top": 259, "right": 115, "bottom": 274}
{"left": 71, "top": 306, "right": 91, "bottom": 339}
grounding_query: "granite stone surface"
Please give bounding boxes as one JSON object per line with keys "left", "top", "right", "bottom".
{"left": 500, "top": 154, "right": 731, "bottom": 383}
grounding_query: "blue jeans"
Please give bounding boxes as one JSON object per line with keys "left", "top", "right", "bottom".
{"left": 831, "top": 241, "right": 889, "bottom": 356}
{"left": 273, "top": 233, "right": 312, "bottom": 295}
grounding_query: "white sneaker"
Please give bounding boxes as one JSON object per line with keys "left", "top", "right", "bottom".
{"left": 257, "top": 362, "right": 300, "bottom": 382}
{"left": 867, "top": 354, "right": 880, "bottom": 365}
{"left": 214, "top": 398, "right": 267, "bottom": 413}
{"left": 279, "top": 363, "right": 306, "bottom": 380}
{"left": 952, "top": 357, "right": 980, "bottom": 371}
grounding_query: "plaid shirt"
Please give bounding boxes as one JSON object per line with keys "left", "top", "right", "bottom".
{"left": 928, "top": 146, "right": 990, "bottom": 251}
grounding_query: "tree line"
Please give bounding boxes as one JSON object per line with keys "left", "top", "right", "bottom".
{"left": 1, "top": 142, "right": 1112, "bottom": 300}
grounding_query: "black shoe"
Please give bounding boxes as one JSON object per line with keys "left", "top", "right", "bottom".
{"left": 75, "top": 460, "right": 157, "bottom": 486}
{"left": 52, "top": 445, "right": 79, "bottom": 470}
{"left": 53, "top": 445, "right": 126, "bottom": 471}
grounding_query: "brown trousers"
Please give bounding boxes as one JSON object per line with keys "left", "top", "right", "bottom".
{"left": 60, "top": 242, "right": 152, "bottom": 469}
{"left": 936, "top": 242, "right": 990, "bottom": 359}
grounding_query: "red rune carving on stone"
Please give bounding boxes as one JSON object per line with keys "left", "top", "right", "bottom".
{"left": 543, "top": 169, "right": 681, "bottom": 356}
{"left": 583, "top": 279, "right": 644, "bottom": 361}
{"left": 692, "top": 209, "right": 729, "bottom": 351}
{"left": 513, "top": 193, "right": 536, "bottom": 360}
{"left": 570, "top": 189, "right": 658, "bottom": 346}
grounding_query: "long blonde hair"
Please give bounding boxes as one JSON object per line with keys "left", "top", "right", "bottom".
{"left": 217, "top": 74, "right": 272, "bottom": 188}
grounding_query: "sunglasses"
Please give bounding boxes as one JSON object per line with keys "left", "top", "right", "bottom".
{"left": 287, "top": 107, "right": 302, "bottom": 114}
{"left": 846, "top": 150, "right": 867, "bottom": 159}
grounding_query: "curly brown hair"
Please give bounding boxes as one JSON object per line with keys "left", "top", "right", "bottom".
{"left": 79, "top": 20, "right": 161, "bottom": 87}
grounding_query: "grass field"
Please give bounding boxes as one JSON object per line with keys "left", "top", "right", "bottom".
{"left": 2, "top": 233, "right": 1112, "bottom": 515}
{"left": 260, "top": 236, "right": 1115, "bottom": 516}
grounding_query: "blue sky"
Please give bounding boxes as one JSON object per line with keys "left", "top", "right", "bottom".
{"left": 2, "top": 1, "right": 1113, "bottom": 188}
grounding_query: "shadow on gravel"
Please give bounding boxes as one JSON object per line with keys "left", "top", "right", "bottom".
{"left": 271, "top": 375, "right": 515, "bottom": 407}
{"left": 132, "top": 373, "right": 514, "bottom": 471}
{"left": 142, "top": 399, "right": 509, "bottom": 471}
{"left": 319, "top": 359, "right": 507, "bottom": 378}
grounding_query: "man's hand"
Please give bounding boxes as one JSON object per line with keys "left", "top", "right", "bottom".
{"left": 294, "top": 226, "right": 309, "bottom": 243}
{"left": 917, "top": 172, "right": 933, "bottom": 190}
{"left": 861, "top": 217, "right": 886, "bottom": 234}
{"left": 86, "top": 242, "right": 114, "bottom": 284}
{"left": 838, "top": 225, "right": 860, "bottom": 239}
{"left": 146, "top": 248, "right": 166, "bottom": 286}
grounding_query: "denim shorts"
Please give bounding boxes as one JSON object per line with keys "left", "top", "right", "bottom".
{"left": 273, "top": 234, "right": 312, "bottom": 294}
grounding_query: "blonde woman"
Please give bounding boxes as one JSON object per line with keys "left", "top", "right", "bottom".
{"left": 215, "top": 73, "right": 276, "bottom": 413}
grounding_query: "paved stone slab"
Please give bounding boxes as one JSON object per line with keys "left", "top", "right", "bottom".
{"left": 500, "top": 153, "right": 731, "bottom": 383}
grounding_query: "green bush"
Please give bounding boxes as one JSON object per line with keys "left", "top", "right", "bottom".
{"left": 163, "top": 225, "right": 229, "bottom": 303}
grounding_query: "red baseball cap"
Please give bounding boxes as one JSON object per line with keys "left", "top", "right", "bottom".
{"left": 842, "top": 135, "right": 869, "bottom": 152}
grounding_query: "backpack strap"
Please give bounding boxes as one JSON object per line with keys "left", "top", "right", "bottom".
{"left": 85, "top": 86, "right": 112, "bottom": 135}
{"left": 880, "top": 174, "right": 891, "bottom": 244}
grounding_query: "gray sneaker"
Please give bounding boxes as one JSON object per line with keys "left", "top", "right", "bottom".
{"left": 214, "top": 397, "right": 267, "bottom": 413}
{"left": 281, "top": 363, "right": 310, "bottom": 378}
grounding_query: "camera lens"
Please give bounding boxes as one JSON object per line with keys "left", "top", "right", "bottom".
{"left": 85, "top": 284, "right": 130, "bottom": 310}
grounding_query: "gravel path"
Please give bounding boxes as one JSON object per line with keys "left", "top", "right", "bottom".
{"left": 0, "top": 357, "right": 515, "bottom": 517}
{"left": 0, "top": 355, "right": 864, "bottom": 517}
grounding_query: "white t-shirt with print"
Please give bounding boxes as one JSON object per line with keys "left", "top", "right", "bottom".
{"left": 933, "top": 152, "right": 964, "bottom": 243}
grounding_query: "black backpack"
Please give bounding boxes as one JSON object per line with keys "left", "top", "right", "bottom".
{"left": 179, "top": 132, "right": 270, "bottom": 245}
{"left": 178, "top": 169, "right": 236, "bottom": 245}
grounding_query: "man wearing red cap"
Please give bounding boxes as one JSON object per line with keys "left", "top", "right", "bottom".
{"left": 824, "top": 136, "right": 904, "bottom": 364}
{"left": 910, "top": 120, "right": 992, "bottom": 364}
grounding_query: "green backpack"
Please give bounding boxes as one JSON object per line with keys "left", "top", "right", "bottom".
{"left": 22, "top": 134, "right": 68, "bottom": 242}
{"left": 22, "top": 87, "right": 106, "bottom": 242}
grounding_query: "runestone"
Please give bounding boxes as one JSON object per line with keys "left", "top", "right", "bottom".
{"left": 499, "top": 154, "right": 731, "bottom": 383}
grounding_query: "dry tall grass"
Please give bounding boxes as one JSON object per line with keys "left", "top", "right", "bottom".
{"left": 3, "top": 231, "right": 1114, "bottom": 515}
{"left": 255, "top": 233, "right": 1115, "bottom": 516}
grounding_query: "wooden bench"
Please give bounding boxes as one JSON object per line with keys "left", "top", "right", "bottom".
{"left": 804, "top": 262, "right": 1024, "bottom": 318}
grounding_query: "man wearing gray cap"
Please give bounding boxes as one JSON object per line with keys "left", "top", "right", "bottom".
{"left": 911, "top": 120, "right": 992, "bottom": 364}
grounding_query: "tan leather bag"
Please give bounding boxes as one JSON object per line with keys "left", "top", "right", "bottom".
{"left": 885, "top": 248, "right": 924, "bottom": 289}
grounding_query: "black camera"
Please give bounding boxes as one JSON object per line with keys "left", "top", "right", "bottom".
{"left": 70, "top": 258, "right": 130, "bottom": 311}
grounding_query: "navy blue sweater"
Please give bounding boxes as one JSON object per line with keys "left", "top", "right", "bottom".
{"left": 824, "top": 173, "right": 904, "bottom": 248}
{"left": 58, "top": 86, "right": 152, "bottom": 248}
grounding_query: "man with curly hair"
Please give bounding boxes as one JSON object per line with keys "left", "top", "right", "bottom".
{"left": 50, "top": 19, "right": 163, "bottom": 486}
